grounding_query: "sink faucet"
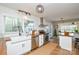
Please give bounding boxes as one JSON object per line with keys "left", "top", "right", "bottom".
{"left": 17, "top": 26, "right": 22, "bottom": 36}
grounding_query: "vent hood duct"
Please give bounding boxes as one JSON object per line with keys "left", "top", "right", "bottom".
{"left": 39, "top": 17, "right": 47, "bottom": 27}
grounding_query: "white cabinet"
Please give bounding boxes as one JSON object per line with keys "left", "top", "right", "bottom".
{"left": 25, "top": 40, "right": 31, "bottom": 52}
{"left": 59, "top": 36, "right": 72, "bottom": 51}
{"left": 39, "top": 35, "right": 44, "bottom": 47}
{"left": 6, "top": 36, "right": 31, "bottom": 55}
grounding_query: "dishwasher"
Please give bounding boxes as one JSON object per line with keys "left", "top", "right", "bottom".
{"left": 31, "top": 30, "right": 39, "bottom": 50}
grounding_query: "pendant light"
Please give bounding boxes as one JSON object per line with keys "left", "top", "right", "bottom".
{"left": 36, "top": 4, "right": 47, "bottom": 27}
{"left": 36, "top": 4, "right": 44, "bottom": 13}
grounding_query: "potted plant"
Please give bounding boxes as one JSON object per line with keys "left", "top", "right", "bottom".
{"left": 53, "top": 29, "right": 57, "bottom": 38}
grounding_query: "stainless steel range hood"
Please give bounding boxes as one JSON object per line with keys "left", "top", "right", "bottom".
{"left": 39, "top": 17, "right": 47, "bottom": 27}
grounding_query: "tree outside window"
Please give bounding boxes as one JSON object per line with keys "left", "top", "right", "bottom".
{"left": 4, "top": 16, "right": 22, "bottom": 34}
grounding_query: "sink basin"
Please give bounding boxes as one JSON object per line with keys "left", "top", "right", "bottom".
{"left": 10, "top": 36, "right": 26, "bottom": 42}
{"left": 10, "top": 35, "right": 31, "bottom": 42}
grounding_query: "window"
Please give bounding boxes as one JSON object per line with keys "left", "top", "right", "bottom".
{"left": 4, "top": 16, "right": 22, "bottom": 34}
{"left": 59, "top": 25, "right": 77, "bottom": 32}
{"left": 24, "top": 20, "right": 35, "bottom": 33}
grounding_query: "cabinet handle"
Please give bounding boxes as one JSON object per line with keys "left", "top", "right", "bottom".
{"left": 22, "top": 44, "right": 25, "bottom": 47}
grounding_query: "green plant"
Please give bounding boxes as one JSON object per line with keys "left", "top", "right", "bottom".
{"left": 74, "top": 29, "right": 78, "bottom": 32}
{"left": 53, "top": 29, "right": 57, "bottom": 37}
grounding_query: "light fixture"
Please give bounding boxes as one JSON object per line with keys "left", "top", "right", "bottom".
{"left": 18, "top": 10, "right": 31, "bottom": 15}
{"left": 60, "top": 17, "right": 64, "bottom": 23}
{"left": 60, "top": 17, "right": 64, "bottom": 20}
{"left": 36, "top": 4, "right": 44, "bottom": 13}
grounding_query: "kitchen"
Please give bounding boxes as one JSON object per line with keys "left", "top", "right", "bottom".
{"left": 0, "top": 3, "right": 79, "bottom": 55}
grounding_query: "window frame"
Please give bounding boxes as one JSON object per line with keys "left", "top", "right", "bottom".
{"left": 4, "top": 16, "right": 22, "bottom": 35}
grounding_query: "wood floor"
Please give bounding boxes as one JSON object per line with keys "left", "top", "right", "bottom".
{"left": 27, "top": 40, "right": 79, "bottom": 55}
{"left": 0, "top": 39, "right": 79, "bottom": 55}
{"left": 27, "top": 42, "right": 58, "bottom": 55}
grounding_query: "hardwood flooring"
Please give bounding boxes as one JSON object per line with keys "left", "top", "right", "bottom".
{"left": 27, "top": 39, "right": 79, "bottom": 55}
{"left": 27, "top": 42, "right": 58, "bottom": 55}
{"left": 0, "top": 38, "right": 79, "bottom": 55}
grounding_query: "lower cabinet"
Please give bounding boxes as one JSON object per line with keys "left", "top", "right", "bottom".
{"left": 6, "top": 40, "right": 31, "bottom": 55}
{"left": 39, "top": 35, "right": 44, "bottom": 47}
{"left": 59, "top": 36, "right": 72, "bottom": 51}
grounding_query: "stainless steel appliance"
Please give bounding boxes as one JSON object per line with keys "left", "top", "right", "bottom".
{"left": 31, "top": 30, "right": 39, "bottom": 50}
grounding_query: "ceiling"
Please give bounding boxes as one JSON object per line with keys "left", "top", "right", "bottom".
{"left": 0, "top": 3, "right": 79, "bottom": 22}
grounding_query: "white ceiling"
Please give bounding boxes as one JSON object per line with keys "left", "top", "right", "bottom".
{"left": 0, "top": 3, "right": 79, "bottom": 22}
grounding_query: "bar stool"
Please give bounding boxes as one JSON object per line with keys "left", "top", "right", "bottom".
{"left": 75, "top": 38, "right": 79, "bottom": 49}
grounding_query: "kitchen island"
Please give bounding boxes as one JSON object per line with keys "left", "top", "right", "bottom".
{"left": 59, "top": 36, "right": 72, "bottom": 51}
{"left": 59, "top": 32, "right": 74, "bottom": 52}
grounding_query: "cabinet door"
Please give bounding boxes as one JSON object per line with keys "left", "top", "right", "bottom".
{"left": 59, "top": 36, "right": 72, "bottom": 51}
{"left": 20, "top": 40, "right": 31, "bottom": 54}
{"left": 6, "top": 42, "right": 25, "bottom": 55}
{"left": 39, "top": 35, "right": 44, "bottom": 47}
{"left": 39, "top": 36, "right": 42, "bottom": 47}
{"left": 25, "top": 40, "right": 31, "bottom": 52}
{"left": 39, "top": 39, "right": 41, "bottom": 47}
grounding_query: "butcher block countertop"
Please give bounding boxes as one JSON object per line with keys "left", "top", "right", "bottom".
{"left": 0, "top": 38, "right": 7, "bottom": 55}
